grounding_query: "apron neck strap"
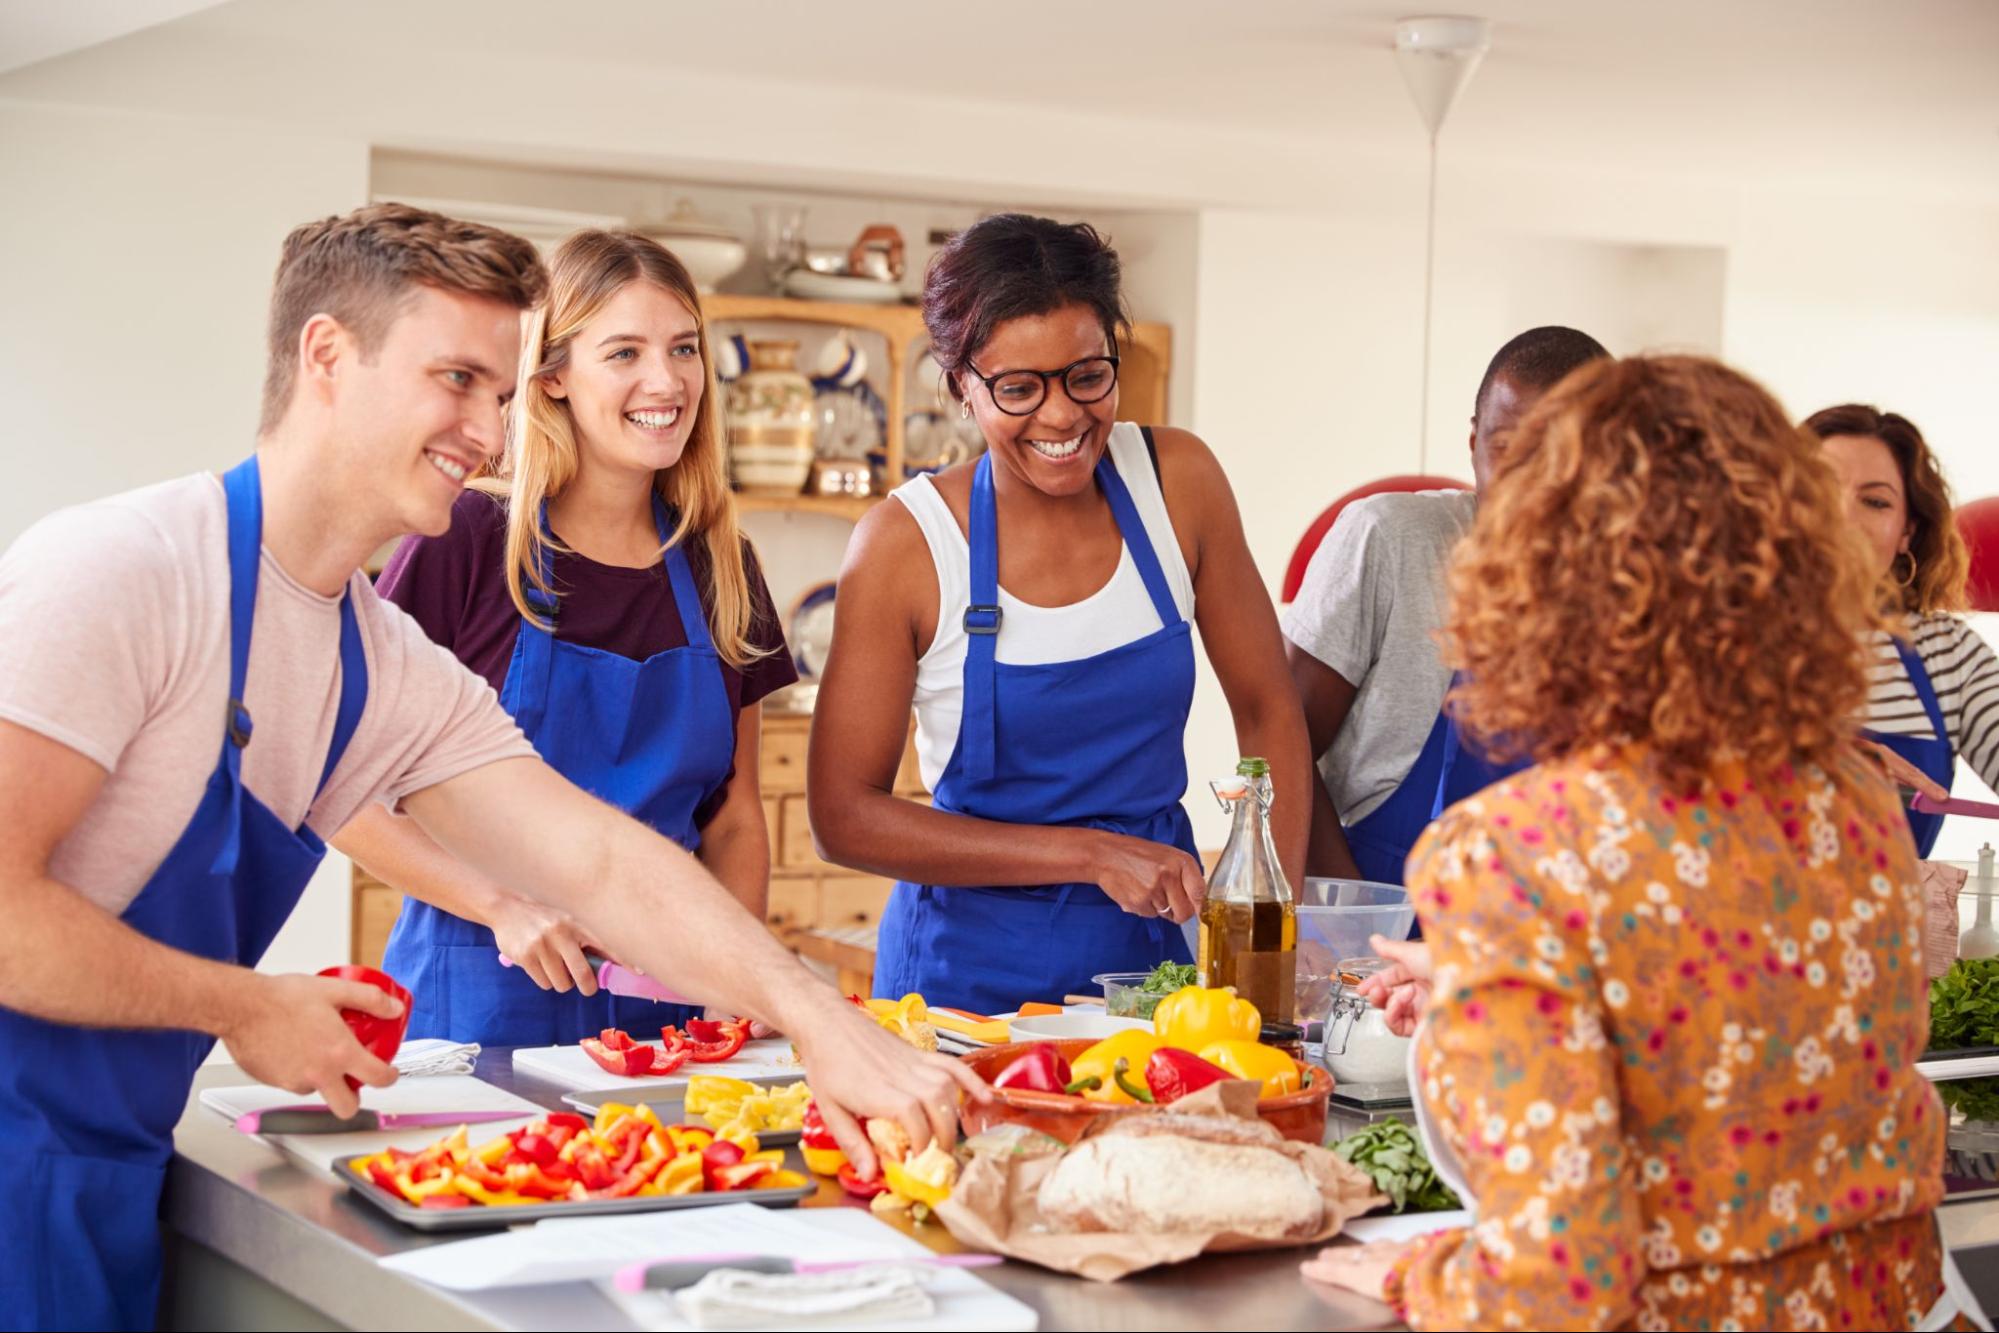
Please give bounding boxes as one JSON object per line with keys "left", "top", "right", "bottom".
{"left": 219, "top": 458, "right": 264, "bottom": 764}
{"left": 314, "top": 598, "right": 369, "bottom": 797}
{"left": 1890, "top": 633, "right": 1951, "bottom": 741}
{"left": 961, "top": 455, "right": 1003, "bottom": 780}
{"left": 655, "top": 495, "right": 715, "bottom": 655}
{"left": 1094, "top": 453, "right": 1180, "bottom": 630}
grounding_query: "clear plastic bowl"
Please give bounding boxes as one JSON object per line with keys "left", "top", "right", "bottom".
{"left": 1295, "top": 879, "right": 1415, "bottom": 1037}
{"left": 1092, "top": 971, "right": 1169, "bottom": 1020}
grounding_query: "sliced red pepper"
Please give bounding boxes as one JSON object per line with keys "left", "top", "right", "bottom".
{"left": 366, "top": 1156, "right": 402, "bottom": 1196}
{"left": 800, "top": 1100, "right": 840, "bottom": 1151}
{"left": 507, "top": 1129, "right": 560, "bottom": 1167}
{"left": 571, "top": 1144, "right": 617, "bottom": 1192}
{"left": 588, "top": 1163, "right": 655, "bottom": 1199}
{"left": 581, "top": 1035, "right": 657, "bottom": 1078}
{"left": 544, "top": 1111, "right": 589, "bottom": 1135}
{"left": 659, "top": 1026, "right": 689, "bottom": 1054}
{"left": 1144, "top": 1047, "right": 1234, "bottom": 1104}
{"left": 650, "top": 1042, "right": 691, "bottom": 1076}
{"left": 684, "top": 1017, "right": 749, "bottom": 1044}
{"left": 992, "top": 1042, "right": 1075, "bottom": 1095}
{"left": 598, "top": 1028, "right": 641, "bottom": 1051}
{"left": 417, "top": 1193, "right": 473, "bottom": 1209}
{"left": 700, "top": 1139, "right": 746, "bottom": 1191}
{"left": 712, "top": 1160, "right": 777, "bottom": 1192}
{"left": 503, "top": 1162, "right": 576, "bottom": 1200}
{"left": 457, "top": 1156, "right": 509, "bottom": 1192}
{"left": 683, "top": 1024, "right": 748, "bottom": 1064}
{"left": 837, "top": 1162, "right": 888, "bottom": 1199}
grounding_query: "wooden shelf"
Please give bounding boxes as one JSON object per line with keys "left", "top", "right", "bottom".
{"left": 701, "top": 293, "right": 926, "bottom": 342}
{"left": 733, "top": 491, "right": 881, "bottom": 523}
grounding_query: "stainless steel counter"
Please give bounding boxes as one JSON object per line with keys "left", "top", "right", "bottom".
{"left": 166, "top": 1053, "right": 1999, "bottom": 1331}
{"left": 164, "top": 1053, "right": 1403, "bottom": 1331}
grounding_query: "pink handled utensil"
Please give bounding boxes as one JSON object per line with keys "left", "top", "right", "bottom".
{"left": 496, "top": 951, "right": 693, "bottom": 1005}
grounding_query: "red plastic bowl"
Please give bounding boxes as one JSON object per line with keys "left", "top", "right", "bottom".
{"left": 317, "top": 964, "right": 412, "bottom": 1090}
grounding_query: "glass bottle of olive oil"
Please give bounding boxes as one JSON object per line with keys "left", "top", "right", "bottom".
{"left": 1197, "top": 757, "right": 1298, "bottom": 1022}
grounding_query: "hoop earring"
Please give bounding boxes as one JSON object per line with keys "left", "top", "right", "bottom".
{"left": 1893, "top": 550, "right": 1919, "bottom": 588}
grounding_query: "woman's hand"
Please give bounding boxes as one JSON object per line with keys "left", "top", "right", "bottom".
{"left": 1356, "top": 934, "right": 1433, "bottom": 1038}
{"left": 1299, "top": 1239, "right": 1412, "bottom": 1303}
{"left": 489, "top": 893, "right": 600, "bottom": 995}
{"left": 1088, "top": 831, "right": 1206, "bottom": 923}
{"left": 1857, "top": 738, "right": 1949, "bottom": 803}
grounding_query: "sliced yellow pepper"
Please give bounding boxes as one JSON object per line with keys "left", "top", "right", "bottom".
{"left": 882, "top": 1143, "right": 956, "bottom": 1208}
{"left": 652, "top": 1154, "right": 704, "bottom": 1195}
{"left": 1069, "top": 1029, "right": 1164, "bottom": 1104}
{"left": 1197, "top": 1039, "right": 1302, "bottom": 1097}
{"left": 801, "top": 1144, "right": 847, "bottom": 1176}
{"left": 685, "top": 1075, "right": 757, "bottom": 1115}
{"left": 764, "top": 1169, "right": 809, "bottom": 1190}
{"left": 1153, "top": 985, "right": 1261, "bottom": 1052}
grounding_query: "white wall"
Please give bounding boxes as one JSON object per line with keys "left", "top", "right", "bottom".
{"left": 0, "top": 99, "right": 371, "bottom": 976}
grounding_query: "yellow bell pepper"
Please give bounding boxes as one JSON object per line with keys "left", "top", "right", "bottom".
{"left": 647, "top": 1153, "right": 704, "bottom": 1195}
{"left": 1197, "top": 1039, "right": 1302, "bottom": 1097}
{"left": 685, "top": 1075, "right": 758, "bottom": 1116}
{"left": 1069, "top": 1029, "right": 1164, "bottom": 1103}
{"left": 882, "top": 1143, "right": 957, "bottom": 1208}
{"left": 801, "top": 1144, "right": 847, "bottom": 1176}
{"left": 1153, "top": 985, "right": 1261, "bottom": 1052}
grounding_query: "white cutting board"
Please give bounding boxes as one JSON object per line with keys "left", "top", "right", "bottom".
{"left": 201, "top": 1074, "right": 541, "bottom": 1173}
{"left": 511, "top": 1038, "right": 805, "bottom": 1093}
{"left": 599, "top": 1208, "right": 1038, "bottom": 1332}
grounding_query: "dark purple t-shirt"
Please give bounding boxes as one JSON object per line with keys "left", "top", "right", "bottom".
{"left": 376, "top": 490, "right": 798, "bottom": 830}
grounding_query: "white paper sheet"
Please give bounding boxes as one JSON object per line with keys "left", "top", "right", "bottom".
{"left": 1342, "top": 1208, "right": 1472, "bottom": 1245}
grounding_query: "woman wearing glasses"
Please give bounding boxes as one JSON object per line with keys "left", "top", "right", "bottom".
{"left": 808, "top": 213, "right": 1309, "bottom": 1013}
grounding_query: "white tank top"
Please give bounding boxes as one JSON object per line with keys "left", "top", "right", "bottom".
{"left": 892, "top": 422, "right": 1197, "bottom": 791}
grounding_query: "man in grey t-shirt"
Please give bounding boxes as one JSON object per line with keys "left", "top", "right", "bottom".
{"left": 1283, "top": 327, "right": 1610, "bottom": 883}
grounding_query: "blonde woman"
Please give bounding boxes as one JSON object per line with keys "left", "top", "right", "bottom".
{"left": 336, "top": 230, "right": 795, "bottom": 1044}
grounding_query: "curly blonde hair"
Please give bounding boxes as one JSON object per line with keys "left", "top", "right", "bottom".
{"left": 1803, "top": 403, "right": 1969, "bottom": 618}
{"left": 1443, "top": 355, "right": 1885, "bottom": 787}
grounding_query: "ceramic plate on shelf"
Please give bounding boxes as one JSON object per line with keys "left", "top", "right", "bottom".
{"left": 782, "top": 270, "right": 904, "bottom": 305}
{"left": 788, "top": 582, "right": 837, "bottom": 678}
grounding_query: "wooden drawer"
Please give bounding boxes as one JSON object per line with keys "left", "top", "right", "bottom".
{"left": 760, "top": 721, "right": 810, "bottom": 792}
{"left": 765, "top": 876, "right": 818, "bottom": 936}
{"left": 776, "top": 793, "right": 817, "bottom": 869}
{"left": 818, "top": 876, "right": 892, "bottom": 928}
{"left": 352, "top": 880, "right": 403, "bottom": 970}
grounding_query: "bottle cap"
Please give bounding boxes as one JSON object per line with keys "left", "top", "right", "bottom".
{"left": 1236, "top": 756, "right": 1270, "bottom": 778}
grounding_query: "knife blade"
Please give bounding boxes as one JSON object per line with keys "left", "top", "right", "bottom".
{"left": 235, "top": 1107, "right": 531, "bottom": 1135}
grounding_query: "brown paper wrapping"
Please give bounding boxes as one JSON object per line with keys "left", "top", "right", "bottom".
{"left": 934, "top": 1080, "right": 1385, "bottom": 1282}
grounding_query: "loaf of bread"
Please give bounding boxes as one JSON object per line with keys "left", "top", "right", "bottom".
{"left": 1035, "top": 1113, "right": 1324, "bottom": 1239}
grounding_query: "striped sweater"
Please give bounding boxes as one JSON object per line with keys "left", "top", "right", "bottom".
{"left": 1863, "top": 613, "right": 1999, "bottom": 789}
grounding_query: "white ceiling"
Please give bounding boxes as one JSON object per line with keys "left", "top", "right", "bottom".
{"left": 3, "top": 0, "right": 1995, "bottom": 202}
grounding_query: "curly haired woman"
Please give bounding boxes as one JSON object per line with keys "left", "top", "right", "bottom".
{"left": 1302, "top": 357, "right": 1989, "bottom": 1331}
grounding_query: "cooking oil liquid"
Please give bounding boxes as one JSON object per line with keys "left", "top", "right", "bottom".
{"left": 1197, "top": 896, "right": 1298, "bottom": 1023}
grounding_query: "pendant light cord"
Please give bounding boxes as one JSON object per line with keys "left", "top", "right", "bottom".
{"left": 1419, "top": 130, "right": 1438, "bottom": 474}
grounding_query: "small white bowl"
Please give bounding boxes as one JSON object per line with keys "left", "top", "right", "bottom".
{"left": 1006, "top": 1013, "right": 1152, "bottom": 1043}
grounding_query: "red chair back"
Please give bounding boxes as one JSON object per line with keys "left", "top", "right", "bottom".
{"left": 1281, "top": 475, "right": 1471, "bottom": 603}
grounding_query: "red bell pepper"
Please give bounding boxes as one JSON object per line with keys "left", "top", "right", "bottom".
{"left": 711, "top": 1160, "right": 777, "bottom": 1192}
{"left": 837, "top": 1162, "right": 888, "bottom": 1199}
{"left": 503, "top": 1162, "right": 576, "bottom": 1200}
{"left": 366, "top": 1156, "right": 402, "bottom": 1196}
{"left": 992, "top": 1042, "right": 1077, "bottom": 1094}
{"left": 650, "top": 1042, "right": 691, "bottom": 1076}
{"left": 507, "top": 1128, "right": 560, "bottom": 1167}
{"left": 1144, "top": 1047, "right": 1235, "bottom": 1104}
{"left": 581, "top": 1035, "right": 657, "bottom": 1078}
{"left": 701, "top": 1139, "right": 746, "bottom": 1191}
{"left": 457, "top": 1156, "right": 509, "bottom": 1192}
{"left": 587, "top": 1163, "right": 654, "bottom": 1199}
{"left": 669, "top": 1021, "right": 748, "bottom": 1064}
{"left": 417, "top": 1192, "right": 473, "bottom": 1209}
{"left": 544, "top": 1112, "right": 589, "bottom": 1135}
{"left": 571, "top": 1144, "right": 617, "bottom": 1192}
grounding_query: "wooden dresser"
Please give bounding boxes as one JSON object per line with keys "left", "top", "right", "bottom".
{"left": 348, "top": 709, "right": 924, "bottom": 972}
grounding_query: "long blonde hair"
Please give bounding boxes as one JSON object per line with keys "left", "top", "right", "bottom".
{"left": 479, "top": 230, "right": 768, "bottom": 669}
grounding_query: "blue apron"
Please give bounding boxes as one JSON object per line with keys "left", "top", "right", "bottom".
{"left": 1343, "top": 675, "right": 1529, "bottom": 886}
{"left": 873, "top": 452, "right": 1194, "bottom": 1014}
{"left": 1863, "top": 635, "right": 1955, "bottom": 858}
{"left": 383, "top": 497, "right": 731, "bottom": 1043}
{"left": 0, "top": 457, "right": 368, "bottom": 1331}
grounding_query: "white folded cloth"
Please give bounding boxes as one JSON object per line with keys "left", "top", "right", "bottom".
{"left": 673, "top": 1266, "right": 935, "bottom": 1329}
{"left": 393, "top": 1039, "right": 480, "bottom": 1078}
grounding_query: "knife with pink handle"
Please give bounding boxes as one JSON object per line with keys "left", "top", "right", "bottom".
{"left": 235, "top": 1107, "right": 532, "bottom": 1135}
{"left": 497, "top": 950, "right": 692, "bottom": 1005}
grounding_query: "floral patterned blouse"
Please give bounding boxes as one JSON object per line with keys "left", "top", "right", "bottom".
{"left": 1386, "top": 744, "right": 1963, "bottom": 1332}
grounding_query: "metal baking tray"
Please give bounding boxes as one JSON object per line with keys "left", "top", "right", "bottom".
{"left": 331, "top": 1146, "right": 816, "bottom": 1232}
{"left": 559, "top": 1090, "right": 801, "bottom": 1147}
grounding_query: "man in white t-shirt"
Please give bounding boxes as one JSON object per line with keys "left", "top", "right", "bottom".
{"left": 1284, "top": 326, "right": 1609, "bottom": 883}
{"left": 0, "top": 204, "right": 983, "bottom": 1331}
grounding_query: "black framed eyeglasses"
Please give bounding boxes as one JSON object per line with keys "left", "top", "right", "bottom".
{"left": 965, "top": 354, "right": 1120, "bottom": 417}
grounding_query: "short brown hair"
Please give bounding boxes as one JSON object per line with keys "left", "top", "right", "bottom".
{"left": 1443, "top": 355, "right": 1883, "bottom": 788}
{"left": 1803, "top": 403, "right": 1968, "bottom": 617}
{"left": 259, "top": 202, "right": 547, "bottom": 432}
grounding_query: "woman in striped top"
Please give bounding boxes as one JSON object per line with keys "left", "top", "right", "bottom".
{"left": 1810, "top": 403, "right": 1999, "bottom": 857}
